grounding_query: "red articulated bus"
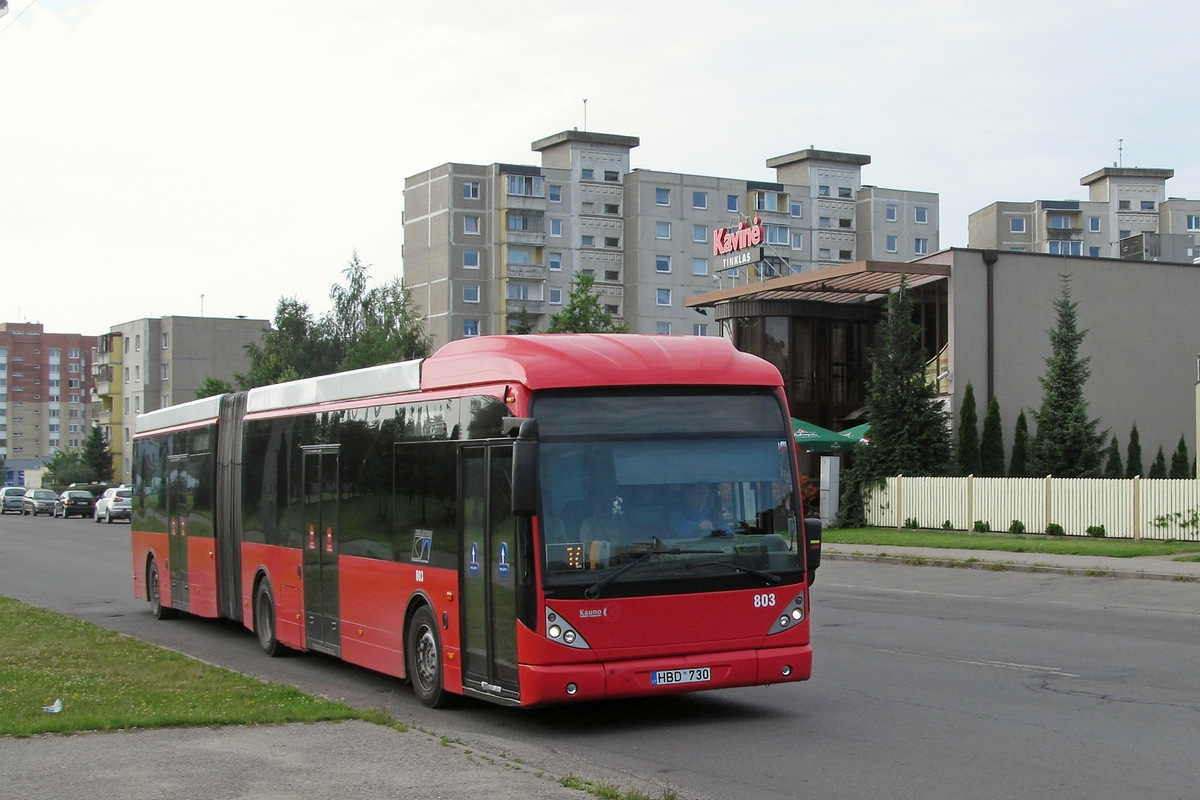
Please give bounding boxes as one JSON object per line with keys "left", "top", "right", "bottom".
{"left": 131, "top": 334, "right": 821, "bottom": 707}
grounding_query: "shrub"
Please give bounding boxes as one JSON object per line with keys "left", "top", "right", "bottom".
{"left": 1086, "top": 524, "right": 1106, "bottom": 538}
{"left": 1008, "top": 519, "right": 1026, "bottom": 535}
{"left": 903, "top": 517, "right": 920, "bottom": 529}
{"left": 941, "top": 520, "right": 953, "bottom": 530}
{"left": 1045, "top": 522, "right": 1066, "bottom": 536}
{"left": 973, "top": 520, "right": 991, "bottom": 533}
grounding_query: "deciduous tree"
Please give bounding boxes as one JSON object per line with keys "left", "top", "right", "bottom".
{"left": 546, "top": 272, "right": 627, "bottom": 333}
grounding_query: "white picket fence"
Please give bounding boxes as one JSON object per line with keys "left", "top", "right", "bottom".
{"left": 863, "top": 476, "right": 1200, "bottom": 540}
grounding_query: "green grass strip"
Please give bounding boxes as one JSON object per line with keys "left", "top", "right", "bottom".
{"left": 825, "top": 528, "right": 1200, "bottom": 558}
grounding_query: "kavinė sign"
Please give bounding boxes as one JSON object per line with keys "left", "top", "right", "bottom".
{"left": 713, "top": 217, "right": 764, "bottom": 271}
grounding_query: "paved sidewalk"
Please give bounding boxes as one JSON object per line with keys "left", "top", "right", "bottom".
{"left": 823, "top": 543, "right": 1200, "bottom": 581}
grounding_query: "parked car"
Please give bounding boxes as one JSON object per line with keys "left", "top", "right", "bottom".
{"left": 22, "top": 488, "right": 59, "bottom": 516}
{"left": 55, "top": 490, "right": 97, "bottom": 519}
{"left": 94, "top": 486, "right": 133, "bottom": 523}
{"left": 1, "top": 486, "right": 27, "bottom": 514}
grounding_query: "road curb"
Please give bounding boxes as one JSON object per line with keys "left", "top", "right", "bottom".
{"left": 822, "top": 551, "right": 1200, "bottom": 583}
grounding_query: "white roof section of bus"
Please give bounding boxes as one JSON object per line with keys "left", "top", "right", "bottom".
{"left": 245, "top": 358, "right": 423, "bottom": 413}
{"left": 136, "top": 394, "right": 223, "bottom": 436}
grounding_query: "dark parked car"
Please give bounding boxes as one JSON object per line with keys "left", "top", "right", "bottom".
{"left": 1, "top": 486, "right": 26, "bottom": 514}
{"left": 94, "top": 486, "right": 132, "bottom": 523}
{"left": 55, "top": 490, "right": 97, "bottom": 519}
{"left": 22, "top": 488, "right": 59, "bottom": 516}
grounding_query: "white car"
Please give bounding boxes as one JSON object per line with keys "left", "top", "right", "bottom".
{"left": 94, "top": 487, "right": 132, "bottom": 523}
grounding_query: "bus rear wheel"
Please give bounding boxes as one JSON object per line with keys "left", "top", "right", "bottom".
{"left": 148, "top": 559, "right": 176, "bottom": 620}
{"left": 407, "top": 606, "right": 450, "bottom": 708}
{"left": 254, "top": 579, "right": 284, "bottom": 657}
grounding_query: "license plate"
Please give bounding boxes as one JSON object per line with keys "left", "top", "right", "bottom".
{"left": 651, "top": 667, "right": 711, "bottom": 686}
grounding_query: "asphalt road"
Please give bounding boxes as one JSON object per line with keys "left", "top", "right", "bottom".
{"left": 3, "top": 513, "right": 1200, "bottom": 799}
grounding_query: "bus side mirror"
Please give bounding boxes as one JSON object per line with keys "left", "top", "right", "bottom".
{"left": 509, "top": 418, "right": 539, "bottom": 517}
{"left": 803, "top": 517, "right": 822, "bottom": 585}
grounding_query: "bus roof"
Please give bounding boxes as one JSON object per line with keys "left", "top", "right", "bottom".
{"left": 422, "top": 334, "right": 781, "bottom": 391}
{"left": 135, "top": 394, "right": 223, "bottom": 436}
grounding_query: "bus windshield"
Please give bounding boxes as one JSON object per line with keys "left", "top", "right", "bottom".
{"left": 533, "top": 390, "right": 805, "bottom": 597}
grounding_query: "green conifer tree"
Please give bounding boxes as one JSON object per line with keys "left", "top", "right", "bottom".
{"left": 1169, "top": 436, "right": 1191, "bottom": 479}
{"left": 954, "top": 383, "right": 981, "bottom": 476}
{"left": 1149, "top": 447, "right": 1168, "bottom": 479}
{"left": 1125, "top": 425, "right": 1144, "bottom": 478}
{"left": 1030, "top": 275, "right": 1105, "bottom": 477}
{"left": 1102, "top": 436, "right": 1123, "bottom": 478}
{"left": 1008, "top": 411, "right": 1032, "bottom": 477}
{"left": 979, "top": 396, "right": 1005, "bottom": 477}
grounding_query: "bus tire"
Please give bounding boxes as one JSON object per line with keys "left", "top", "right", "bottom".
{"left": 407, "top": 605, "right": 450, "bottom": 708}
{"left": 254, "top": 578, "right": 284, "bottom": 657}
{"left": 148, "top": 558, "right": 176, "bottom": 620}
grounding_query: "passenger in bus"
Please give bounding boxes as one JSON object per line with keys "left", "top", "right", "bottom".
{"left": 667, "top": 483, "right": 725, "bottom": 540}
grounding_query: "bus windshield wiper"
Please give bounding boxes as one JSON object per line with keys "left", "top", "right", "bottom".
{"left": 688, "top": 560, "right": 781, "bottom": 586}
{"left": 584, "top": 543, "right": 722, "bottom": 599}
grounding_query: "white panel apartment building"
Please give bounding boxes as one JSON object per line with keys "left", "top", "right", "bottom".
{"left": 403, "top": 130, "right": 939, "bottom": 348}
{"left": 968, "top": 166, "right": 1200, "bottom": 259}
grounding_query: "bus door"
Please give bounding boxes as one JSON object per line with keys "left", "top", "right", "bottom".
{"left": 166, "top": 454, "right": 191, "bottom": 613}
{"left": 302, "top": 445, "right": 341, "bottom": 655}
{"left": 460, "top": 444, "right": 520, "bottom": 703}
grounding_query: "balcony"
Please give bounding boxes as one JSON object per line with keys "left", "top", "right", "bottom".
{"left": 506, "top": 299, "right": 547, "bottom": 316}
{"left": 506, "top": 263, "right": 547, "bottom": 281}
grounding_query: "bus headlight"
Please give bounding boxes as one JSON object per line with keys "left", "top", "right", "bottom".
{"left": 544, "top": 606, "right": 591, "bottom": 649}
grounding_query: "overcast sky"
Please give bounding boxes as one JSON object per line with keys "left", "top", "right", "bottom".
{"left": 3, "top": 0, "right": 1198, "bottom": 337}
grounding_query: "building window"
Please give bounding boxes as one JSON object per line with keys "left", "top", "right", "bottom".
{"left": 581, "top": 168, "right": 594, "bottom": 180}
{"left": 507, "top": 213, "right": 542, "bottom": 232}
{"left": 581, "top": 234, "right": 595, "bottom": 247}
{"left": 765, "top": 225, "right": 789, "bottom": 245}
{"left": 818, "top": 185, "right": 830, "bottom": 197}
{"left": 507, "top": 175, "right": 545, "bottom": 197}
{"left": 604, "top": 170, "right": 620, "bottom": 182}
{"left": 886, "top": 235, "right": 898, "bottom": 253}
{"left": 160, "top": 335, "right": 168, "bottom": 350}
{"left": 463, "top": 320, "right": 480, "bottom": 337}
{"left": 1187, "top": 215, "right": 1200, "bottom": 231}
{"left": 124, "top": 367, "right": 130, "bottom": 384}
{"left": 549, "top": 252, "right": 562, "bottom": 270}
{"left": 790, "top": 200, "right": 803, "bottom": 218}
{"left": 549, "top": 287, "right": 562, "bottom": 305}
{"left": 693, "top": 323, "right": 708, "bottom": 336}
{"left": 886, "top": 204, "right": 898, "bottom": 222}
{"left": 838, "top": 187, "right": 852, "bottom": 199}
{"left": 1119, "top": 229, "right": 1131, "bottom": 239}
{"left": 692, "top": 191, "right": 707, "bottom": 209}
{"left": 548, "top": 185, "right": 562, "bottom": 202}
{"left": 693, "top": 224, "right": 708, "bottom": 243}
{"left": 755, "top": 192, "right": 781, "bottom": 212}
{"left": 161, "top": 365, "right": 168, "bottom": 381}
{"left": 550, "top": 218, "right": 562, "bottom": 237}
{"left": 604, "top": 270, "right": 619, "bottom": 281}
{"left": 727, "top": 195, "right": 738, "bottom": 212}
{"left": 818, "top": 248, "right": 831, "bottom": 259}
{"left": 692, "top": 257, "right": 708, "bottom": 275}
{"left": 1141, "top": 200, "right": 1156, "bottom": 211}
{"left": 603, "top": 203, "right": 620, "bottom": 215}
{"left": 604, "top": 236, "right": 620, "bottom": 248}
{"left": 839, "top": 250, "right": 853, "bottom": 260}
{"left": 790, "top": 232, "right": 803, "bottom": 250}
{"left": 463, "top": 215, "right": 480, "bottom": 235}
{"left": 655, "top": 187, "right": 671, "bottom": 206}
{"left": 463, "top": 250, "right": 480, "bottom": 269}
{"left": 656, "top": 255, "right": 671, "bottom": 273}
{"left": 135, "top": 335, "right": 141, "bottom": 351}
{"left": 1089, "top": 216, "right": 1101, "bottom": 232}
{"left": 656, "top": 322, "right": 671, "bottom": 335}
{"left": 656, "top": 221, "right": 671, "bottom": 239}
{"left": 838, "top": 218, "right": 852, "bottom": 229}
{"left": 818, "top": 217, "right": 831, "bottom": 228}
{"left": 1010, "top": 217, "right": 1026, "bottom": 233}
{"left": 1089, "top": 246, "right": 1101, "bottom": 257}
{"left": 124, "top": 338, "right": 130, "bottom": 354}
{"left": 914, "top": 237, "right": 928, "bottom": 255}
{"left": 1048, "top": 240, "right": 1082, "bottom": 256}
{"left": 463, "top": 181, "right": 480, "bottom": 200}
{"left": 1048, "top": 214, "right": 1072, "bottom": 229}
{"left": 656, "top": 288, "right": 671, "bottom": 306}
{"left": 915, "top": 207, "right": 928, "bottom": 224}
{"left": 463, "top": 285, "right": 480, "bottom": 303}
{"left": 603, "top": 303, "right": 619, "bottom": 316}
{"left": 1118, "top": 199, "right": 1131, "bottom": 210}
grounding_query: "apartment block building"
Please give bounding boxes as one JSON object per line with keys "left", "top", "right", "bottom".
{"left": 92, "top": 315, "right": 267, "bottom": 483}
{"left": 403, "top": 130, "right": 939, "bottom": 348}
{"left": 0, "top": 322, "right": 96, "bottom": 468}
{"left": 968, "top": 166, "right": 1200, "bottom": 259}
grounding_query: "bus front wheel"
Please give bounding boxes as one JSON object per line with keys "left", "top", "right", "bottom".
{"left": 148, "top": 559, "right": 176, "bottom": 620}
{"left": 254, "top": 579, "right": 283, "bottom": 657}
{"left": 407, "top": 606, "right": 450, "bottom": 708}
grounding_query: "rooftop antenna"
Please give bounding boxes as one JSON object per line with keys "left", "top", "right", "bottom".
{"left": 582, "top": 98, "right": 588, "bottom": 132}
{"left": 200, "top": 293, "right": 205, "bottom": 317}
{"left": 1118, "top": 138, "right": 1123, "bottom": 168}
